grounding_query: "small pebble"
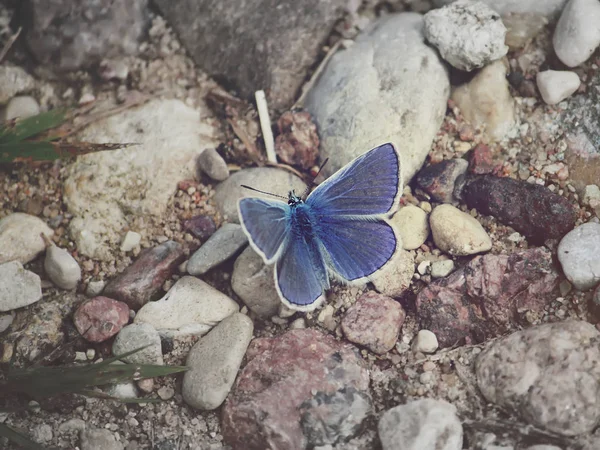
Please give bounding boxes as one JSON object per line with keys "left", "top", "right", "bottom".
{"left": 120, "top": 231, "right": 141, "bottom": 252}
{"left": 412, "top": 330, "right": 439, "bottom": 354}
{"left": 113, "top": 323, "right": 163, "bottom": 365}
{"left": 392, "top": 205, "right": 430, "bottom": 250}
{"left": 417, "top": 260, "right": 430, "bottom": 276}
{"left": 553, "top": 0, "right": 600, "bottom": 67}
{"left": 187, "top": 223, "right": 248, "bottom": 275}
{"left": 430, "top": 260, "right": 455, "bottom": 278}
{"left": 289, "top": 317, "right": 306, "bottom": 329}
{"left": 86, "top": 280, "right": 106, "bottom": 297}
{"left": 158, "top": 386, "right": 175, "bottom": 400}
{"left": 80, "top": 428, "right": 124, "bottom": 450}
{"left": 430, "top": 204, "right": 492, "bottom": 256}
{"left": 1, "top": 95, "right": 40, "bottom": 121}
{"left": 44, "top": 239, "right": 82, "bottom": 290}
{"left": 73, "top": 296, "right": 130, "bottom": 343}
{"left": 536, "top": 70, "right": 581, "bottom": 105}
{"left": 197, "top": 148, "right": 229, "bottom": 181}
{"left": 0, "top": 314, "right": 13, "bottom": 333}
{"left": 557, "top": 222, "right": 600, "bottom": 290}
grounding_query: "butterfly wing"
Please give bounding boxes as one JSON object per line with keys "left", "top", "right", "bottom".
{"left": 238, "top": 198, "right": 290, "bottom": 264}
{"left": 306, "top": 142, "right": 402, "bottom": 217}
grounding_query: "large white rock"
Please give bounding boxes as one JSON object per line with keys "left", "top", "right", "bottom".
{"left": 304, "top": 13, "right": 449, "bottom": 184}
{"left": 553, "top": 0, "right": 600, "bottom": 68}
{"left": 536, "top": 70, "right": 581, "bottom": 105}
{"left": 0, "top": 261, "right": 42, "bottom": 312}
{"left": 64, "top": 99, "right": 218, "bottom": 260}
{"left": 0, "top": 213, "right": 53, "bottom": 264}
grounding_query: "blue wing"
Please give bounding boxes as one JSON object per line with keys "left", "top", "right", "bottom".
{"left": 238, "top": 198, "right": 290, "bottom": 264}
{"left": 316, "top": 216, "right": 398, "bottom": 281}
{"left": 306, "top": 142, "right": 402, "bottom": 217}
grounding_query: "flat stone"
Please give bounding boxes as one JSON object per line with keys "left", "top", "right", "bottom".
{"left": 536, "top": 70, "right": 581, "bottom": 105}
{"left": 197, "top": 147, "right": 229, "bottom": 181}
{"left": 557, "top": 222, "right": 600, "bottom": 291}
{"left": 73, "top": 296, "right": 130, "bottom": 343}
{"left": 1, "top": 95, "right": 40, "bottom": 121}
{"left": 304, "top": 13, "right": 449, "bottom": 185}
{"left": 392, "top": 205, "right": 430, "bottom": 250}
{"left": 430, "top": 204, "right": 492, "bottom": 256}
{"left": 0, "top": 213, "right": 53, "bottom": 264}
{"left": 0, "top": 261, "right": 42, "bottom": 312}
{"left": 44, "top": 243, "right": 81, "bottom": 290}
{"left": 415, "top": 158, "right": 468, "bottom": 203}
{"left": 424, "top": 1, "right": 508, "bottom": 71}
{"left": 476, "top": 321, "right": 600, "bottom": 436}
{"left": 553, "top": 0, "right": 600, "bottom": 67}
{"left": 134, "top": 276, "right": 239, "bottom": 336}
{"left": 371, "top": 249, "right": 415, "bottom": 298}
{"left": 112, "top": 323, "right": 163, "bottom": 365}
{"left": 182, "top": 313, "right": 253, "bottom": 410}
{"left": 430, "top": 260, "right": 455, "bottom": 278}
{"left": 378, "top": 399, "right": 463, "bottom": 450}
{"left": 187, "top": 223, "right": 248, "bottom": 275}
{"left": 0, "top": 65, "right": 35, "bottom": 104}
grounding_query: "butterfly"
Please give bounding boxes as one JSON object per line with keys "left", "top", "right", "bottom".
{"left": 237, "top": 142, "right": 402, "bottom": 311}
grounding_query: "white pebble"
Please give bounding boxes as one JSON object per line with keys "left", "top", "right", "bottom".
{"left": 553, "top": 0, "right": 600, "bottom": 67}
{"left": 413, "top": 330, "right": 439, "bottom": 354}
{"left": 430, "top": 260, "right": 455, "bottom": 278}
{"left": 120, "top": 230, "right": 141, "bottom": 252}
{"left": 1, "top": 95, "right": 40, "bottom": 121}
{"left": 417, "top": 260, "right": 431, "bottom": 276}
{"left": 44, "top": 243, "right": 82, "bottom": 290}
{"left": 392, "top": 205, "right": 430, "bottom": 250}
{"left": 430, "top": 204, "right": 492, "bottom": 256}
{"left": 536, "top": 70, "right": 580, "bottom": 105}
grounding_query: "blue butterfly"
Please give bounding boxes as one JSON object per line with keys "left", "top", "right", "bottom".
{"left": 237, "top": 142, "right": 402, "bottom": 311}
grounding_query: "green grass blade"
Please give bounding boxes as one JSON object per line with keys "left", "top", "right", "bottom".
{"left": 0, "top": 141, "right": 57, "bottom": 163}
{"left": 0, "top": 110, "right": 65, "bottom": 144}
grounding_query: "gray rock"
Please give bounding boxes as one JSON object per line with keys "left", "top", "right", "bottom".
{"left": 0, "top": 261, "right": 42, "bottom": 312}
{"left": 0, "top": 213, "right": 53, "bottom": 264}
{"left": 32, "top": 424, "right": 53, "bottom": 443}
{"left": 197, "top": 147, "right": 229, "bottom": 181}
{"left": 182, "top": 312, "right": 253, "bottom": 410}
{"left": 0, "top": 314, "right": 13, "bottom": 333}
{"left": 0, "top": 65, "right": 35, "bottom": 104}
{"left": 1, "top": 95, "right": 40, "bottom": 121}
{"left": 153, "top": 0, "right": 348, "bottom": 109}
{"left": 80, "top": 428, "right": 124, "bottom": 450}
{"left": 451, "top": 59, "right": 515, "bottom": 141}
{"left": 433, "top": 0, "right": 567, "bottom": 17}
{"left": 214, "top": 167, "right": 306, "bottom": 223}
{"left": 119, "top": 231, "right": 141, "bottom": 252}
{"left": 22, "top": 0, "right": 149, "bottom": 70}
{"left": 557, "top": 222, "right": 600, "bottom": 290}
{"left": 371, "top": 249, "right": 415, "bottom": 298}
{"left": 378, "top": 399, "right": 463, "bottom": 450}
{"left": 430, "top": 204, "right": 492, "bottom": 256}
{"left": 112, "top": 323, "right": 163, "bottom": 365}
{"left": 187, "top": 223, "right": 248, "bottom": 275}
{"left": 424, "top": 1, "right": 508, "bottom": 71}
{"left": 58, "top": 418, "right": 87, "bottom": 433}
{"left": 476, "top": 321, "right": 600, "bottom": 436}
{"left": 304, "top": 13, "right": 449, "bottom": 184}
{"left": 430, "top": 259, "right": 455, "bottom": 278}
{"left": 64, "top": 98, "right": 218, "bottom": 260}
{"left": 134, "top": 276, "right": 239, "bottom": 336}
{"left": 86, "top": 280, "right": 106, "bottom": 297}
{"left": 44, "top": 243, "right": 82, "bottom": 290}
{"left": 536, "top": 70, "right": 581, "bottom": 105}
{"left": 553, "top": 0, "right": 600, "bottom": 68}
{"left": 391, "top": 205, "right": 429, "bottom": 250}
{"left": 231, "top": 246, "right": 281, "bottom": 317}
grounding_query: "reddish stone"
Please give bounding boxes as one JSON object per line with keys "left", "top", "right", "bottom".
{"left": 222, "top": 329, "right": 371, "bottom": 450}
{"left": 341, "top": 292, "right": 405, "bottom": 354}
{"left": 468, "top": 144, "right": 501, "bottom": 175}
{"left": 182, "top": 214, "right": 216, "bottom": 240}
{"left": 103, "top": 240, "right": 185, "bottom": 310}
{"left": 414, "top": 158, "right": 468, "bottom": 203}
{"left": 416, "top": 248, "right": 560, "bottom": 348}
{"left": 463, "top": 175, "right": 577, "bottom": 244}
{"left": 74, "top": 296, "right": 130, "bottom": 343}
{"left": 275, "top": 111, "right": 319, "bottom": 170}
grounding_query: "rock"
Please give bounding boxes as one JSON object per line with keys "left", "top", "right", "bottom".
{"left": 592, "top": 285, "right": 600, "bottom": 317}
{"left": 476, "top": 321, "right": 600, "bottom": 436}
{"left": 1, "top": 95, "right": 40, "bottom": 121}
{"left": 304, "top": 13, "right": 449, "bottom": 184}
{"left": 0, "top": 213, "right": 53, "bottom": 264}
{"left": 0, "top": 261, "right": 42, "bottom": 312}
{"left": 462, "top": 175, "right": 577, "bottom": 244}
{"left": 557, "top": 222, "right": 600, "bottom": 291}
{"left": 105, "top": 379, "right": 138, "bottom": 400}
{"left": 378, "top": 399, "right": 463, "bottom": 450}
{"left": 583, "top": 184, "right": 600, "bottom": 207}
{"left": 503, "top": 13, "right": 549, "bottom": 49}
{"left": 536, "top": 70, "right": 581, "bottom": 105}
{"left": 21, "top": 0, "right": 148, "bottom": 70}
{"left": 103, "top": 240, "right": 185, "bottom": 310}
{"left": 187, "top": 223, "right": 248, "bottom": 275}
{"left": 341, "top": 291, "right": 406, "bottom": 354}
{"left": 430, "top": 204, "right": 492, "bottom": 256}
{"left": 430, "top": 259, "right": 455, "bottom": 278}
{"left": 119, "top": 231, "right": 141, "bottom": 252}
{"left": 371, "top": 249, "right": 415, "bottom": 298}
{"left": 153, "top": 0, "right": 347, "bottom": 109}
{"left": 98, "top": 59, "right": 129, "bottom": 82}
{"left": 64, "top": 99, "right": 217, "bottom": 260}
{"left": 424, "top": 1, "right": 508, "bottom": 71}
{"left": 275, "top": 111, "right": 320, "bottom": 170}
{"left": 553, "top": 0, "right": 600, "bottom": 67}
{"left": 412, "top": 330, "right": 439, "bottom": 354}
{"left": 432, "top": 0, "right": 567, "bottom": 17}
{"left": 44, "top": 242, "right": 81, "bottom": 290}
{"left": 214, "top": 167, "right": 306, "bottom": 223}
{"left": 415, "top": 158, "right": 468, "bottom": 203}
{"left": 32, "top": 424, "right": 53, "bottom": 444}
{"left": 182, "top": 313, "right": 253, "bottom": 410}
{"left": 112, "top": 323, "right": 163, "bottom": 365}
{"left": 231, "top": 247, "right": 281, "bottom": 317}
{"left": 80, "top": 428, "right": 124, "bottom": 450}
{"left": 73, "top": 296, "right": 130, "bottom": 343}
{"left": 0, "top": 65, "right": 35, "bottom": 104}
{"left": 197, "top": 148, "right": 229, "bottom": 181}
{"left": 134, "top": 276, "right": 239, "bottom": 336}
{"left": 86, "top": 280, "right": 105, "bottom": 297}
{"left": 222, "top": 329, "right": 371, "bottom": 449}
{"left": 58, "top": 418, "right": 87, "bottom": 433}
{"left": 0, "top": 314, "right": 13, "bottom": 333}
{"left": 182, "top": 215, "right": 216, "bottom": 240}
{"left": 392, "top": 205, "right": 430, "bottom": 250}
{"left": 416, "top": 247, "right": 560, "bottom": 348}
{"left": 452, "top": 59, "right": 515, "bottom": 141}
{"left": 467, "top": 143, "right": 502, "bottom": 175}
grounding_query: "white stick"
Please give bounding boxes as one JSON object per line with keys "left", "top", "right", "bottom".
{"left": 255, "top": 90, "right": 277, "bottom": 164}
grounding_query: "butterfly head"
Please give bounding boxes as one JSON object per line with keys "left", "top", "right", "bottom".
{"left": 287, "top": 190, "right": 303, "bottom": 207}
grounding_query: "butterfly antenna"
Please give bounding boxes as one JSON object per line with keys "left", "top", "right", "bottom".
{"left": 301, "top": 157, "right": 329, "bottom": 198}
{"left": 241, "top": 185, "right": 287, "bottom": 200}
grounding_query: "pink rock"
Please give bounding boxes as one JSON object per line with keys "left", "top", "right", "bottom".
{"left": 341, "top": 291, "right": 405, "bottom": 354}
{"left": 222, "top": 329, "right": 371, "bottom": 450}
{"left": 468, "top": 144, "right": 501, "bottom": 175}
{"left": 416, "top": 247, "right": 559, "bottom": 348}
{"left": 73, "top": 296, "right": 130, "bottom": 343}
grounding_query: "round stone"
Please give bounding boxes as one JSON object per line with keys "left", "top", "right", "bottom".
{"left": 557, "top": 222, "right": 600, "bottom": 290}
{"left": 392, "top": 205, "right": 430, "bottom": 250}
{"left": 430, "top": 204, "right": 492, "bottom": 256}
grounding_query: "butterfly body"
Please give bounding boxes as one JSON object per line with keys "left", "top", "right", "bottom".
{"left": 238, "top": 143, "right": 402, "bottom": 311}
